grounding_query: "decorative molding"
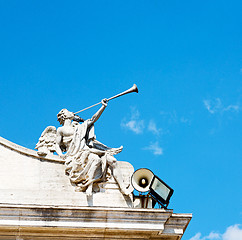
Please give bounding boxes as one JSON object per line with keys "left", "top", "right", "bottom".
{"left": 0, "top": 136, "right": 64, "bottom": 163}
{"left": 0, "top": 204, "right": 192, "bottom": 239}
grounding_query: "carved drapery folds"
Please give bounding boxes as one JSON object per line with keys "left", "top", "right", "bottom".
{"left": 36, "top": 108, "right": 131, "bottom": 196}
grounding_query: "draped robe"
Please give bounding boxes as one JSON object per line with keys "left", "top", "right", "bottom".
{"left": 63, "top": 121, "right": 122, "bottom": 191}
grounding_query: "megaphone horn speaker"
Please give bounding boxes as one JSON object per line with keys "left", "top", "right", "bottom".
{"left": 131, "top": 168, "right": 154, "bottom": 193}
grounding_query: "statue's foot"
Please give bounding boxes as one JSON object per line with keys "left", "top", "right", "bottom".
{"left": 108, "top": 146, "right": 123, "bottom": 155}
{"left": 86, "top": 185, "right": 93, "bottom": 197}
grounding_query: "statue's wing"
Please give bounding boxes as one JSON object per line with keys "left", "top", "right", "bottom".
{"left": 35, "top": 126, "right": 57, "bottom": 156}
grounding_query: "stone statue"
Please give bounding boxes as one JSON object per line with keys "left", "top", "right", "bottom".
{"left": 36, "top": 99, "right": 131, "bottom": 197}
{"left": 35, "top": 126, "right": 56, "bottom": 156}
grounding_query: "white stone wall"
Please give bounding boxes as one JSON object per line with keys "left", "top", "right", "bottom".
{"left": 0, "top": 137, "right": 133, "bottom": 208}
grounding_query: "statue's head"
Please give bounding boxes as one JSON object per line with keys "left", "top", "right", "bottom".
{"left": 57, "top": 109, "right": 74, "bottom": 125}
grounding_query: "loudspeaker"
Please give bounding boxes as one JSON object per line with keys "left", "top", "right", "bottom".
{"left": 131, "top": 168, "right": 154, "bottom": 193}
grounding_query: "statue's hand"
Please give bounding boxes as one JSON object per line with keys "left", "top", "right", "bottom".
{"left": 102, "top": 98, "right": 108, "bottom": 107}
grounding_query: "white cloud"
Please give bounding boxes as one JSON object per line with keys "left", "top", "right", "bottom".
{"left": 148, "top": 120, "right": 162, "bottom": 135}
{"left": 189, "top": 224, "right": 242, "bottom": 240}
{"left": 190, "top": 233, "right": 202, "bottom": 240}
{"left": 121, "top": 107, "right": 145, "bottom": 134}
{"left": 203, "top": 98, "right": 240, "bottom": 114}
{"left": 143, "top": 141, "right": 163, "bottom": 155}
{"left": 203, "top": 98, "right": 222, "bottom": 114}
{"left": 223, "top": 224, "right": 242, "bottom": 240}
{"left": 223, "top": 105, "right": 239, "bottom": 112}
{"left": 189, "top": 232, "right": 220, "bottom": 240}
{"left": 121, "top": 109, "right": 164, "bottom": 155}
{"left": 122, "top": 119, "right": 145, "bottom": 134}
{"left": 206, "top": 232, "right": 221, "bottom": 239}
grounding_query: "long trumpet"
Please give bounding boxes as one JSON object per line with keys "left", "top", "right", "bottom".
{"left": 74, "top": 84, "right": 138, "bottom": 114}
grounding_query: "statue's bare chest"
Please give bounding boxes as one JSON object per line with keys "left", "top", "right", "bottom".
{"left": 61, "top": 126, "right": 75, "bottom": 137}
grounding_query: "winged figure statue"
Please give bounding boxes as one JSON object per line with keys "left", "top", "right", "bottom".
{"left": 36, "top": 99, "right": 131, "bottom": 197}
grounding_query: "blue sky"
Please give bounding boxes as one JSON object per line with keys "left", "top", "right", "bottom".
{"left": 0, "top": 1, "right": 241, "bottom": 239}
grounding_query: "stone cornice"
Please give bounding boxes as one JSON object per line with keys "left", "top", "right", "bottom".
{"left": 0, "top": 204, "right": 192, "bottom": 239}
{"left": 0, "top": 136, "right": 64, "bottom": 163}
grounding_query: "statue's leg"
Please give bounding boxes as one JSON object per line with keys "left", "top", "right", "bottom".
{"left": 79, "top": 150, "right": 90, "bottom": 165}
{"left": 69, "top": 151, "right": 90, "bottom": 178}
{"left": 85, "top": 153, "right": 101, "bottom": 196}
{"left": 107, "top": 155, "right": 131, "bottom": 195}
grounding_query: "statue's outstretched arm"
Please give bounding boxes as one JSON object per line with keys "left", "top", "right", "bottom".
{"left": 87, "top": 99, "right": 107, "bottom": 127}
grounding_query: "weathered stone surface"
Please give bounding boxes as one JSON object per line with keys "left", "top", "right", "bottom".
{"left": 0, "top": 137, "right": 133, "bottom": 208}
{"left": 0, "top": 204, "right": 192, "bottom": 239}
{"left": 0, "top": 136, "right": 192, "bottom": 239}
